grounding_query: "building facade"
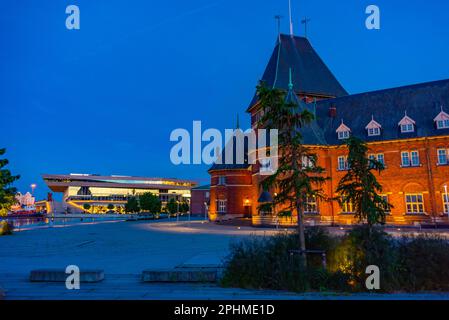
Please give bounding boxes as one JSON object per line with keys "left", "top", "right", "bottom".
{"left": 43, "top": 174, "right": 197, "bottom": 214}
{"left": 190, "top": 185, "right": 210, "bottom": 216}
{"left": 208, "top": 33, "right": 449, "bottom": 226}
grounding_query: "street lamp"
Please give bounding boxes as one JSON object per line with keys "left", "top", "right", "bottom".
{"left": 30, "top": 183, "right": 37, "bottom": 195}
{"left": 445, "top": 184, "right": 449, "bottom": 220}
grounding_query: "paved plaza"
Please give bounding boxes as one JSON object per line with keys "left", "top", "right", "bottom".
{"left": 1, "top": 219, "right": 449, "bottom": 300}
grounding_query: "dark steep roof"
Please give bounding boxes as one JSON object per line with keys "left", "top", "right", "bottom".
{"left": 248, "top": 34, "right": 348, "bottom": 110}
{"left": 306, "top": 79, "right": 449, "bottom": 145}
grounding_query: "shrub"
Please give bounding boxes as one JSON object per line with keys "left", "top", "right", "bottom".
{"left": 221, "top": 225, "right": 449, "bottom": 293}
{"left": 330, "top": 225, "right": 399, "bottom": 292}
{"left": 396, "top": 234, "right": 449, "bottom": 292}
{"left": 0, "top": 220, "right": 14, "bottom": 235}
{"left": 221, "top": 227, "right": 345, "bottom": 292}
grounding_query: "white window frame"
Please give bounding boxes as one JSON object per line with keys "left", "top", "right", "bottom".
{"left": 337, "top": 156, "right": 349, "bottom": 171}
{"left": 304, "top": 196, "right": 318, "bottom": 214}
{"left": 401, "top": 123, "right": 414, "bottom": 133}
{"left": 437, "top": 148, "right": 448, "bottom": 165}
{"left": 401, "top": 152, "right": 410, "bottom": 167}
{"left": 367, "top": 127, "right": 380, "bottom": 136}
{"left": 368, "top": 153, "right": 385, "bottom": 167}
{"left": 217, "top": 176, "right": 226, "bottom": 185}
{"left": 443, "top": 193, "right": 449, "bottom": 213}
{"left": 437, "top": 119, "right": 449, "bottom": 129}
{"left": 217, "top": 199, "right": 227, "bottom": 213}
{"left": 401, "top": 151, "right": 419, "bottom": 167}
{"left": 411, "top": 150, "right": 420, "bottom": 166}
{"left": 338, "top": 130, "right": 350, "bottom": 140}
{"left": 405, "top": 193, "right": 425, "bottom": 214}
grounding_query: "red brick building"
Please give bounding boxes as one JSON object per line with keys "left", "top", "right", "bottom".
{"left": 190, "top": 184, "right": 210, "bottom": 216}
{"left": 208, "top": 34, "right": 449, "bottom": 226}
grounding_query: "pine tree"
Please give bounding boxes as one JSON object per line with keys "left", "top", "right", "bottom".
{"left": 257, "top": 82, "right": 327, "bottom": 268}
{"left": 336, "top": 136, "right": 392, "bottom": 227}
{"left": 0, "top": 148, "right": 20, "bottom": 216}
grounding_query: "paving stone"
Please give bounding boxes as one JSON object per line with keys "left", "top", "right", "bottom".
{"left": 30, "top": 269, "right": 104, "bottom": 283}
{"left": 142, "top": 268, "right": 218, "bottom": 283}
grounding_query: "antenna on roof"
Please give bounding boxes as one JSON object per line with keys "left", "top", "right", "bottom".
{"left": 301, "top": 17, "right": 311, "bottom": 38}
{"left": 288, "top": 0, "right": 294, "bottom": 36}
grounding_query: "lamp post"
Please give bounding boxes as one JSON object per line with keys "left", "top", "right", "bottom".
{"left": 445, "top": 184, "right": 449, "bottom": 220}
{"left": 30, "top": 183, "right": 36, "bottom": 195}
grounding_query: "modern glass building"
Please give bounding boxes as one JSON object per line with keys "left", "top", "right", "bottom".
{"left": 42, "top": 174, "right": 197, "bottom": 214}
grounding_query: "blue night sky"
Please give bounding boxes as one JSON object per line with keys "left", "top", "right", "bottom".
{"left": 1, "top": 0, "right": 449, "bottom": 200}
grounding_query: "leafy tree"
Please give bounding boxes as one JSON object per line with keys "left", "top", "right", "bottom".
{"left": 166, "top": 198, "right": 178, "bottom": 215}
{"left": 257, "top": 82, "right": 327, "bottom": 268}
{"left": 0, "top": 148, "right": 20, "bottom": 216}
{"left": 180, "top": 201, "right": 189, "bottom": 214}
{"left": 83, "top": 203, "right": 91, "bottom": 213}
{"left": 336, "top": 136, "right": 392, "bottom": 227}
{"left": 139, "top": 192, "right": 162, "bottom": 214}
{"left": 125, "top": 196, "right": 140, "bottom": 213}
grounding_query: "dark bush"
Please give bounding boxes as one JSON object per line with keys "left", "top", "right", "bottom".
{"left": 0, "top": 220, "right": 14, "bottom": 235}
{"left": 221, "top": 225, "right": 449, "bottom": 293}
{"left": 396, "top": 235, "right": 449, "bottom": 292}
{"left": 221, "top": 227, "right": 345, "bottom": 292}
{"left": 330, "top": 225, "right": 399, "bottom": 292}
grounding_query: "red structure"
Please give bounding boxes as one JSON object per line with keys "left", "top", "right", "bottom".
{"left": 208, "top": 34, "right": 449, "bottom": 226}
{"left": 190, "top": 185, "right": 210, "bottom": 215}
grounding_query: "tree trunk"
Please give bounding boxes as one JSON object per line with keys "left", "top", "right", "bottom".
{"left": 296, "top": 198, "right": 307, "bottom": 269}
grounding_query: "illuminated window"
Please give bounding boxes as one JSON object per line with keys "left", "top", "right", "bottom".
{"left": 304, "top": 196, "right": 318, "bottom": 213}
{"left": 217, "top": 199, "right": 227, "bottom": 213}
{"left": 341, "top": 199, "right": 353, "bottom": 213}
{"left": 338, "top": 156, "right": 349, "bottom": 171}
{"left": 302, "top": 156, "right": 314, "bottom": 168}
{"left": 437, "top": 149, "right": 448, "bottom": 165}
{"left": 380, "top": 195, "right": 391, "bottom": 214}
{"left": 405, "top": 194, "right": 425, "bottom": 214}
{"left": 443, "top": 193, "right": 449, "bottom": 213}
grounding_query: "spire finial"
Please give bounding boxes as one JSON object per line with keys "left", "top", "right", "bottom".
{"left": 274, "top": 15, "right": 282, "bottom": 38}
{"left": 288, "top": 68, "right": 293, "bottom": 90}
{"left": 288, "top": 0, "right": 294, "bottom": 36}
{"left": 404, "top": 110, "right": 407, "bottom": 116}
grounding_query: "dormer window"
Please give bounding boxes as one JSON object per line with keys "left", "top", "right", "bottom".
{"left": 398, "top": 111, "right": 416, "bottom": 133}
{"left": 336, "top": 120, "right": 351, "bottom": 140}
{"left": 365, "top": 116, "right": 381, "bottom": 136}
{"left": 434, "top": 108, "right": 449, "bottom": 129}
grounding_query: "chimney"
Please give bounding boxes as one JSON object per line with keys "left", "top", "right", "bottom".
{"left": 328, "top": 104, "right": 337, "bottom": 118}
